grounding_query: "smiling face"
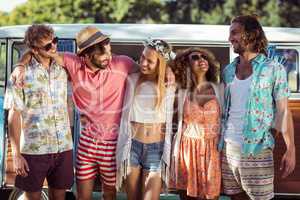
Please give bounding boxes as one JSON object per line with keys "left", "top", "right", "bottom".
{"left": 34, "top": 35, "right": 57, "bottom": 58}
{"left": 229, "top": 22, "right": 248, "bottom": 54}
{"left": 188, "top": 51, "right": 209, "bottom": 75}
{"left": 139, "top": 47, "right": 159, "bottom": 76}
{"left": 87, "top": 40, "right": 112, "bottom": 69}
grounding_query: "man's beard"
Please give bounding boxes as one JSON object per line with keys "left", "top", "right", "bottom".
{"left": 234, "top": 44, "right": 246, "bottom": 55}
{"left": 91, "top": 56, "right": 109, "bottom": 69}
{"left": 233, "top": 39, "right": 248, "bottom": 55}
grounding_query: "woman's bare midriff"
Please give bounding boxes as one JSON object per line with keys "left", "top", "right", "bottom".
{"left": 130, "top": 121, "right": 165, "bottom": 143}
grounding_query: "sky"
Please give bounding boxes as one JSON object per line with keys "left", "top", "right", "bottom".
{"left": 0, "top": 0, "right": 27, "bottom": 12}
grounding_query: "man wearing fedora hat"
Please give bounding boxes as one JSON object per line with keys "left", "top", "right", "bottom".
{"left": 14, "top": 26, "right": 139, "bottom": 200}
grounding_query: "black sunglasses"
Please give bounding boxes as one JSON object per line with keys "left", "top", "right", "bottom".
{"left": 39, "top": 37, "right": 58, "bottom": 51}
{"left": 190, "top": 54, "right": 207, "bottom": 61}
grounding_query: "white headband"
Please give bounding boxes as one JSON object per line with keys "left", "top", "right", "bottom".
{"left": 143, "top": 38, "right": 176, "bottom": 61}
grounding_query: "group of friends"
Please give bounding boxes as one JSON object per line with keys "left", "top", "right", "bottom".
{"left": 5, "top": 14, "right": 296, "bottom": 200}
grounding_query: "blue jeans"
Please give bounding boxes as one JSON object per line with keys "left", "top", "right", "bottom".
{"left": 130, "top": 139, "right": 164, "bottom": 171}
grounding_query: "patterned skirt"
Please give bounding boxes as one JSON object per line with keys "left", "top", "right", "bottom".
{"left": 171, "top": 134, "right": 221, "bottom": 198}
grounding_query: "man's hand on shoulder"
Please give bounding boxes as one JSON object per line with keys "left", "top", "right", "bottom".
{"left": 165, "top": 66, "right": 176, "bottom": 88}
{"left": 45, "top": 51, "right": 64, "bottom": 66}
{"left": 11, "top": 66, "right": 26, "bottom": 88}
{"left": 129, "top": 61, "right": 140, "bottom": 74}
{"left": 11, "top": 49, "right": 33, "bottom": 88}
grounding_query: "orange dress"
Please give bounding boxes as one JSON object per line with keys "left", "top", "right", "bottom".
{"left": 173, "top": 97, "right": 221, "bottom": 199}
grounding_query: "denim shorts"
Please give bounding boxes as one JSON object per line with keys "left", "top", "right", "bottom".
{"left": 130, "top": 139, "right": 164, "bottom": 171}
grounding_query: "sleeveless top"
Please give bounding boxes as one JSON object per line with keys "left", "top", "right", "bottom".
{"left": 183, "top": 97, "right": 220, "bottom": 139}
{"left": 130, "top": 81, "right": 167, "bottom": 123}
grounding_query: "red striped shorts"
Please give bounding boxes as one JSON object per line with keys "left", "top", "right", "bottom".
{"left": 76, "top": 131, "right": 117, "bottom": 186}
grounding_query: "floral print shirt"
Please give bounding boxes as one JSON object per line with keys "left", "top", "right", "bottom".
{"left": 219, "top": 54, "right": 290, "bottom": 155}
{"left": 4, "top": 59, "right": 73, "bottom": 155}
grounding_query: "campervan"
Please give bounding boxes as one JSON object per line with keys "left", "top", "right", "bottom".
{"left": 0, "top": 24, "right": 299, "bottom": 199}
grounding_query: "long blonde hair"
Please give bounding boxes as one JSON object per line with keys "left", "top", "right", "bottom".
{"left": 136, "top": 39, "right": 172, "bottom": 109}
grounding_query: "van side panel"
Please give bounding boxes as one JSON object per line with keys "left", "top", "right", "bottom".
{"left": 0, "top": 40, "right": 7, "bottom": 187}
{"left": 274, "top": 100, "right": 300, "bottom": 194}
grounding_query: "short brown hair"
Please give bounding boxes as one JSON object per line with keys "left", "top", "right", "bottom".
{"left": 24, "top": 24, "right": 54, "bottom": 48}
{"left": 232, "top": 15, "right": 268, "bottom": 55}
{"left": 171, "top": 47, "right": 220, "bottom": 89}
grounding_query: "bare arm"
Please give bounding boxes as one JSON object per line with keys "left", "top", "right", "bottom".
{"left": 8, "top": 107, "right": 29, "bottom": 177}
{"left": 129, "top": 61, "right": 140, "bottom": 74}
{"left": 275, "top": 98, "right": 296, "bottom": 178}
{"left": 18, "top": 49, "right": 64, "bottom": 66}
{"left": 8, "top": 108, "right": 22, "bottom": 156}
{"left": 165, "top": 66, "right": 176, "bottom": 88}
{"left": 67, "top": 94, "right": 74, "bottom": 127}
{"left": 49, "top": 52, "right": 64, "bottom": 66}
{"left": 10, "top": 50, "right": 33, "bottom": 87}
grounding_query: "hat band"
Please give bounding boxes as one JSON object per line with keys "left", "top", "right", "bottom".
{"left": 79, "top": 31, "right": 107, "bottom": 49}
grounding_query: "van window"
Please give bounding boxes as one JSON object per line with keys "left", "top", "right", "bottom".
{"left": 276, "top": 48, "right": 299, "bottom": 92}
{"left": 111, "top": 43, "right": 230, "bottom": 75}
{"left": 57, "top": 39, "right": 75, "bottom": 53}
{"left": 111, "top": 43, "right": 142, "bottom": 62}
{"left": 12, "top": 42, "right": 26, "bottom": 68}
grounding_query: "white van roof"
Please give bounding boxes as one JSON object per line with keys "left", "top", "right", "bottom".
{"left": 0, "top": 24, "right": 299, "bottom": 44}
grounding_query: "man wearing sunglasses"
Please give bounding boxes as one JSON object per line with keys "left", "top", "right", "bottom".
{"left": 14, "top": 26, "right": 139, "bottom": 200}
{"left": 4, "top": 25, "right": 73, "bottom": 200}
{"left": 38, "top": 36, "right": 58, "bottom": 51}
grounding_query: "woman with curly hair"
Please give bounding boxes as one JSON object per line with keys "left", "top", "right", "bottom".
{"left": 169, "top": 47, "right": 222, "bottom": 200}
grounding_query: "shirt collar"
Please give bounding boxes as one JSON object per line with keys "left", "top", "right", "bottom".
{"left": 82, "top": 56, "right": 113, "bottom": 74}
{"left": 249, "top": 53, "right": 266, "bottom": 65}
{"left": 30, "top": 56, "right": 57, "bottom": 69}
{"left": 233, "top": 53, "right": 267, "bottom": 68}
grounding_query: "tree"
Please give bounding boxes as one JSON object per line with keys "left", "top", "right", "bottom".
{"left": 279, "top": 0, "right": 300, "bottom": 27}
{"left": 72, "top": 0, "right": 135, "bottom": 23}
{"left": 7, "top": 0, "right": 74, "bottom": 24}
{"left": 0, "top": 11, "right": 9, "bottom": 26}
{"left": 1, "top": 0, "right": 299, "bottom": 27}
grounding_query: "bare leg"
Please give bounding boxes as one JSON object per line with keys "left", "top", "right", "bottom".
{"left": 141, "top": 170, "right": 162, "bottom": 200}
{"left": 24, "top": 191, "right": 41, "bottom": 200}
{"left": 48, "top": 188, "right": 66, "bottom": 200}
{"left": 76, "top": 179, "right": 95, "bottom": 200}
{"left": 102, "top": 183, "right": 116, "bottom": 200}
{"left": 125, "top": 166, "right": 142, "bottom": 200}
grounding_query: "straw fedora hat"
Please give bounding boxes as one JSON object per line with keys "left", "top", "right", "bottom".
{"left": 76, "top": 26, "right": 109, "bottom": 55}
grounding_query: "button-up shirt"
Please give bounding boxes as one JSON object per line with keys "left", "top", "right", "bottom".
{"left": 4, "top": 59, "right": 73, "bottom": 155}
{"left": 219, "top": 54, "right": 290, "bottom": 155}
{"left": 63, "top": 53, "right": 135, "bottom": 141}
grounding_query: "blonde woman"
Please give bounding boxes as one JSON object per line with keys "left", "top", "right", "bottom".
{"left": 170, "top": 48, "right": 222, "bottom": 200}
{"left": 116, "top": 39, "right": 175, "bottom": 200}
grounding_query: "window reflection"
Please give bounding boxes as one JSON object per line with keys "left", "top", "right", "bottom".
{"left": 276, "top": 49, "right": 298, "bottom": 92}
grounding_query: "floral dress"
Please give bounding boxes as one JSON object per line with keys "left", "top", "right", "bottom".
{"left": 172, "top": 97, "right": 221, "bottom": 199}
